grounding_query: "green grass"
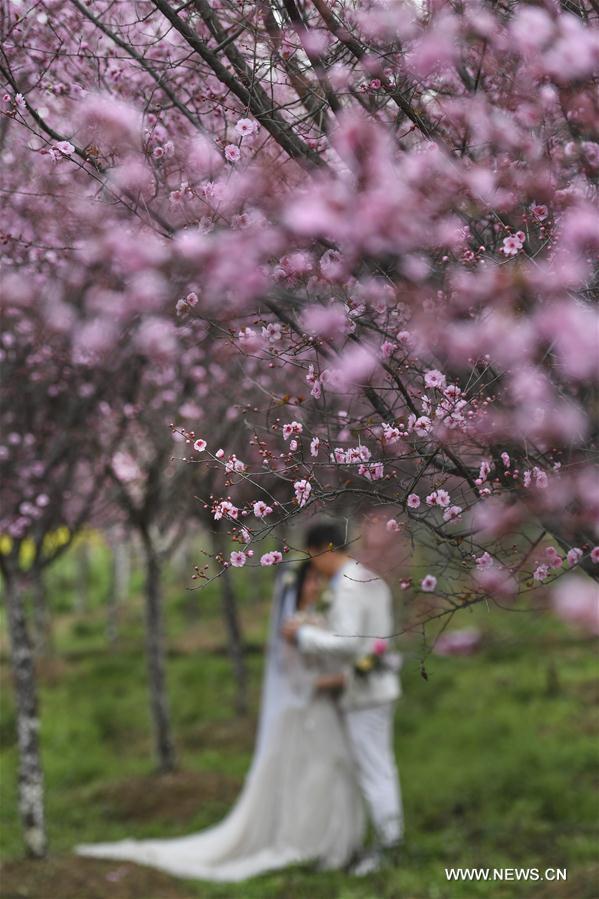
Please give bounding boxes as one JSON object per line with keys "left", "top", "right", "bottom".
{"left": 1, "top": 543, "right": 598, "bottom": 898}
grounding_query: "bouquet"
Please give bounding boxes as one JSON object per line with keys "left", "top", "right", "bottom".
{"left": 354, "top": 639, "right": 402, "bottom": 678}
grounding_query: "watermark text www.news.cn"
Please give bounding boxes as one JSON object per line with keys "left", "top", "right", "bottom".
{"left": 445, "top": 867, "right": 567, "bottom": 883}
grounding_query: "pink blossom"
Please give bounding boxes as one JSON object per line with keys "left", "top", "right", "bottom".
{"left": 551, "top": 577, "right": 599, "bottom": 635}
{"left": 382, "top": 423, "right": 401, "bottom": 445}
{"left": 476, "top": 552, "right": 494, "bottom": 569}
{"left": 294, "top": 479, "right": 312, "bottom": 507}
{"left": 501, "top": 234, "right": 523, "bottom": 256}
{"left": 306, "top": 364, "right": 322, "bottom": 399}
{"left": 501, "top": 452, "right": 511, "bottom": 468}
{"left": 260, "top": 551, "right": 282, "bottom": 566}
{"left": 413, "top": 416, "right": 432, "bottom": 437}
{"left": 55, "top": 141, "right": 75, "bottom": 156}
{"left": 230, "top": 551, "right": 246, "bottom": 567}
{"left": 533, "top": 564, "right": 549, "bottom": 582}
{"left": 359, "top": 461, "right": 384, "bottom": 481}
{"left": 302, "top": 304, "right": 347, "bottom": 339}
{"left": 262, "top": 322, "right": 282, "bottom": 342}
{"left": 224, "top": 144, "right": 241, "bottom": 163}
{"left": 235, "top": 117, "right": 257, "bottom": 137}
{"left": 434, "top": 628, "right": 482, "bottom": 657}
{"left": 443, "top": 505, "right": 462, "bottom": 522}
{"left": 386, "top": 519, "right": 400, "bottom": 533}
{"left": 78, "top": 93, "right": 141, "bottom": 149}
{"left": 225, "top": 454, "right": 246, "bottom": 473}
{"left": 253, "top": 500, "right": 273, "bottom": 518}
{"left": 567, "top": 547, "right": 583, "bottom": 567}
{"left": 373, "top": 638, "right": 388, "bottom": 655}
{"left": 407, "top": 493, "right": 421, "bottom": 509}
{"left": 424, "top": 369, "right": 447, "bottom": 390}
{"left": 214, "top": 500, "right": 239, "bottom": 521}
{"left": 332, "top": 344, "right": 378, "bottom": 387}
{"left": 421, "top": 574, "right": 437, "bottom": 592}
{"left": 426, "top": 489, "right": 451, "bottom": 508}
{"left": 530, "top": 202, "right": 548, "bottom": 221}
{"left": 310, "top": 437, "right": 320, "bottom": 457}
{"left": 237, "top": 327, "right": 262, "bottom": 352}
{"left": 443, "top": 384, "right": 462, "bottom": 401}
{"left": 193, "top": 438, "right": 207, "bottom": 452}
{"left": 283, "top": 421, "right": 303, "bottom": 440}
{"left": 591, "top": 547, "right": 599, "bottom": 564}
{"left": 474, "top": 565, "right": 518, "bottom": 599}
{"left": 474, "top": 462, "right": 492, "bottom": 488}
{"left": 544, "top": 546, "right": 563, "bottom": 569}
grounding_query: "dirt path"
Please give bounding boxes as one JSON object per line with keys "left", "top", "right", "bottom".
{"left": 0, "top": 855, "right": 199, "bottom": 899}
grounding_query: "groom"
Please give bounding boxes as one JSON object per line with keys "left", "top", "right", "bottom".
{"left": 282, "top": 521, "right": 403, "bottom": 874}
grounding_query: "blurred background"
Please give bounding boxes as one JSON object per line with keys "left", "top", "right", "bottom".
{"left": 1, "top": 527, "right": 597, "bottom": 899}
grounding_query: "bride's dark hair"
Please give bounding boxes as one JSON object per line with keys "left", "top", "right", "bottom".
{"left": 293, "top": 559, "right": 313, "bottom": 610}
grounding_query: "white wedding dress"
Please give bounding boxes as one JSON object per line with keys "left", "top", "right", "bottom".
{"left": 76, "top": 574, "right": 365, "bottom": 881}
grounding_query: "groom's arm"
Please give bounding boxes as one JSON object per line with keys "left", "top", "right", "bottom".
{"left": 296, "top": 586, "right": 364, "bottom": 660}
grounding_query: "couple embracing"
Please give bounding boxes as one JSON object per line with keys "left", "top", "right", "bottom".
{"left": 78, "top": 521, "right": 403, "bottom": 881}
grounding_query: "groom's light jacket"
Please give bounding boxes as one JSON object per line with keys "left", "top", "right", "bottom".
{"left": 297, "top": 559, "right": 401, "bottom": 711}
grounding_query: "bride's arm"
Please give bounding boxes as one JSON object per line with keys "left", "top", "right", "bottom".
{"left": 314, "top": 672, "right": 347, "bottom": 692}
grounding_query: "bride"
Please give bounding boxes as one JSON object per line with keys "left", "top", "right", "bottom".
{"left": 76, "top": 561, "right": 365, "bottom": 881}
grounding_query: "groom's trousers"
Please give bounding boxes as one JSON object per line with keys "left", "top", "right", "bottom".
{"left": 344, "top": 702, "right": 403, "bottom": 847}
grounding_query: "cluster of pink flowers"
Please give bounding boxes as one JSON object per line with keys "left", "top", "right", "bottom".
{"left": 253, "top": 500, "right": 273, "bottom": 518}
{"left": 282, "top": 421, "right": 303, "bottom": 440}
{"left": 426, "top": 489, "right": 451, "bottom": 508}
{"left": 359, "top": 461, "right": 384, "bottom": 481}
{"left": 331, "top": 445, "right": 372, "bottom": 465}
{"left": 224, "top": 455, "right": 246, "bottom": 474}
{"left": 260, "top": 551, "right": 283, "bottom": 567}
{"left": 213, "top": 500, "right": 239, "bottom": 521}
{"left": 424, "top": 370, "right": 447, "bottom": 390}
{"left": 293, "top": 480, "right": 311, "bottom": 507}
{"left": 3, "top": 0, "right": 598, "bottom": 666}
{"left": 501, "top": 232, "right": 526, "bottom": 256}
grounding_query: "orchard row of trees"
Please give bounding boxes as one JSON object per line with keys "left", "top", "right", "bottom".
{"left": 2, "top": 0, "right": 598, "bottom": 859}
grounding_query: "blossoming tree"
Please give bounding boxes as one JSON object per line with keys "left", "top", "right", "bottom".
{"left": 2, "top": 0, "right": 599, "bottom": 856}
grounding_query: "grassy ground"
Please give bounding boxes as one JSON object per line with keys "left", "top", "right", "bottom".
{"left": 1, "top": 543, "right": 598, "bottom": 898}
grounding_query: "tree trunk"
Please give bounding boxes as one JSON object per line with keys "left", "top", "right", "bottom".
{"left": 30, "top": 567, "right": 54, "bottom": 658}
{"left": 212, "top": 531, "right": 248, "bottom": 716}
{"left": 106, "top": 537, "right": 130, "bottom": 647}
{"left": 141, "top": 533, "right": 176, "bottom": 773}
{"left": 74, "top": 539, "right": 91, "bottom": 612}
{"left": 3, "top": 570, "right": 47, "bottom": 857}
{"left": 175, "top": 533, "right": 200, "bottom": 623}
